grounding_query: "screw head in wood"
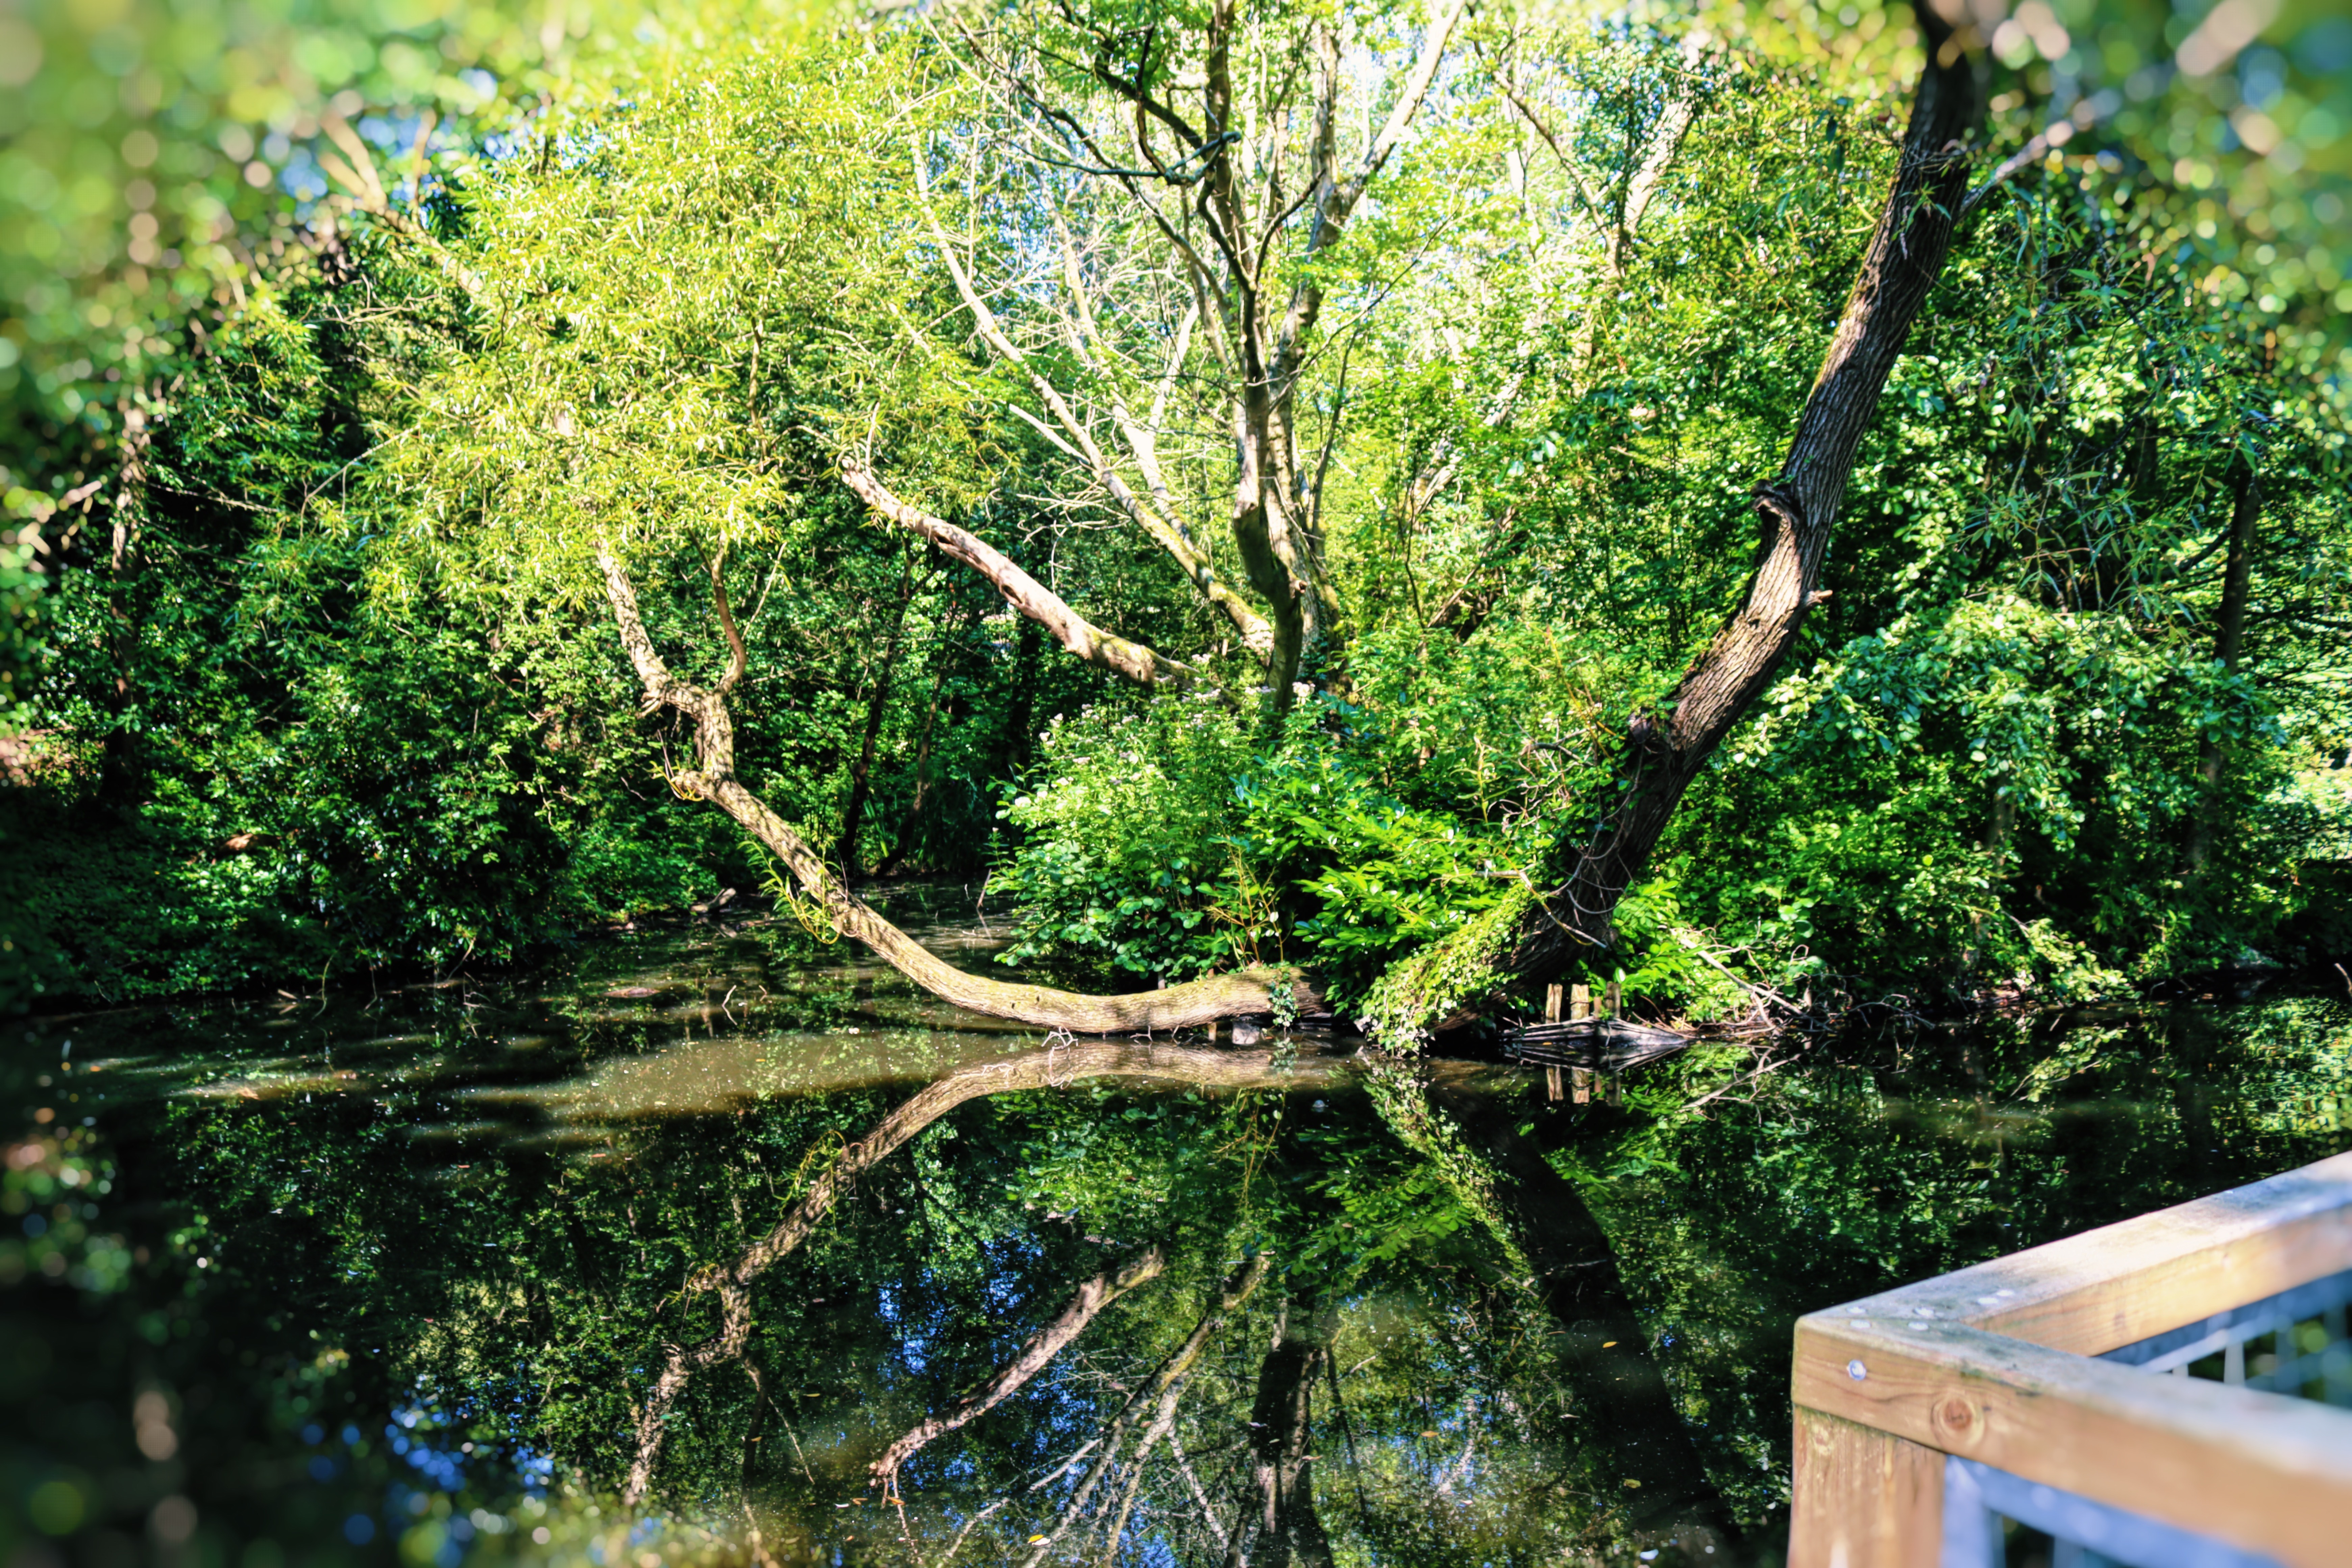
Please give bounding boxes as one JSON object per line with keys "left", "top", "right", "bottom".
{"left": 1847, "top": 1359, "right": 1867, "bottom": 1380}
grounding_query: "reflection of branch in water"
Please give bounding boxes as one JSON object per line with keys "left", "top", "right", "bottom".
{"left": 1167, "top": 1428, "right": 1229, "bottom": 1553}
{"left": 622, "top": 1041, "right": 1331, "bottom": 1506}
{"left": 1025, "top": 1436, "right": 1102, "bottom": 1495}
{"left": 1020, "top": 1252, "right": 1273, "bottom": 1568}
{"left": 737, "top": 1358, "right": 783, "bottom": 1568}
{"left": 1094, "top": 1336, "right": 1205, "bottom": 1565}
{"left": 1432, "top": 1393, "right": 1477, "bottom": 1498}
{"left": 871, "top": 1244, "right": 1168, "bottom": 1484}
{"left": 1322, "top": 1350, "right": 1372, "bottom": 1530}
{"left": 934, "top": 1497, "right": 1009, "bottom": 1568}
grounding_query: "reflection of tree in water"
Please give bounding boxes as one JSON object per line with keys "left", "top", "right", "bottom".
{"left": 583, "top": 1037, "right": 1738, "bottom": 1565}
{"left": 30, "top": 973, "right": 2334, "bottom": 1567}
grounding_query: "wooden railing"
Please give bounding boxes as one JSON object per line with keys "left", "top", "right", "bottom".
{"left": 1789, "top": 1150, "right": 2352, "bottom": 1567}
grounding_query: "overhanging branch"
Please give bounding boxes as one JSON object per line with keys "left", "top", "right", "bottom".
{"left": 594, "top": 539, "right": 1319, "bottom": 1036}
{"left": 839, "top": 460, "right": 1201, "bottom": 692}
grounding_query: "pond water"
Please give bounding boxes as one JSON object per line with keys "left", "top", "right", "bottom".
{"left": 5, "top": 885, "right": 2349, "bottom": 1568}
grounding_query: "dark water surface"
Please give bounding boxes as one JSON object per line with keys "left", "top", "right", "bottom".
{"left": 5, "top": 886, "right": 2349, "bottom": 1568}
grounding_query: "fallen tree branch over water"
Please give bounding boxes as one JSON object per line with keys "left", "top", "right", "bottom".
{"left": 596, "top": 538, "right": 1326, "bottom": 1035}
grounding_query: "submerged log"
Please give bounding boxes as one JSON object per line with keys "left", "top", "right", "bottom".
{"left": 1502, "top": 1017, "right": 1696, "bottom": 1073}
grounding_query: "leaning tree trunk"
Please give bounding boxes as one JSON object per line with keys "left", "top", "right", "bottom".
{"left": 594, "top": 541, "right": 1322, "bottom": 1032}
{"left": 1510, "top": 13, "right": 1985, "bottom": 978}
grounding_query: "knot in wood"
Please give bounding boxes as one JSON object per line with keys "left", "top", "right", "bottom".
{"left": 1626, "top": 711, "right": 1673, "bottom": 759}
{"left": 1933, "top": 1394, "right": 1979, "bottom": 1443}
{"left": 1750, "top": 483, "right": 1804, "bottom": 535}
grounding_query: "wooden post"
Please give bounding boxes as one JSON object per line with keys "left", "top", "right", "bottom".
{"left": 1544, "top": 983, "right": 1564, "bottom": 1101}
{"left": 1602, "top": 978, "right": 1622, "bottom": 1106}
{"left": 1788, "top": 1407, "right": 1944, "bottom": 1568}
{"left": 1569, "top": 984, "right": 1593, "bottom": 1103}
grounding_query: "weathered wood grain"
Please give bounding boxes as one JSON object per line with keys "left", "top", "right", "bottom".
{"left": 1814, "top": 1150, "right": 2352, "bottom": 1353}
{"left": 1787, "top": 1407, "right": 1942, "bottom": 1568}
{"left": 1790, "top": 1152, "right": 2352, "bottom": 1565}
{"left": 1793, "top": 1315, "right": 2352, "bottom": 1566}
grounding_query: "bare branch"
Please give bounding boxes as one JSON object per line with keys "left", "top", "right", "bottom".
{"left": 595, "top": 538, "right": 1319, "bottom": 1037}
{"left": 1272, "top": 0, "right": 1468, "bottom": 393}
{"left": 1359, "top": 0, "right": 1471, "bottom": 187}
{"left": 1962, "top": 125, "right": 2055, "bottom": 217}
{"left": 839, "top": 461, "right": 1196, "bottom": 691}
{"left": 1612, "top": 33, "right": 1710, "bottom": 274}
{"left": 918, "top": 149, "right": 1274, "bottom": 654}
{"left": 709, "top": 545, "right": 748, "bottom": 697}
{"left": 1495, "top": 76, "right": 1611, "bottom": 225}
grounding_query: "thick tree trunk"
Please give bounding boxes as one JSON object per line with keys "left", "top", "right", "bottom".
{"left": 869, "top": 1245, "right": 1166, "bottom": 1483}
{"left": 2188, "top": 462, "right": 2259, "bottom": 876}
{"left": 597, "top": 541, "right": 1322, "bottom": 1032}
{"left": 1511, "top": 15, "right": 1984, "bottom": 975}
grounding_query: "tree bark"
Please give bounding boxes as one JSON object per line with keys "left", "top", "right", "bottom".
{"left": 842, "top": 463, "right": 1205, "bottom": 694}
{"left": 598, "top": 539, "right": 1321, "bottom": 1032}
{"left": 1511, "top": 12, "right": 1985, "bottom": 974}
{"left": 870, "top": 1245, "right": 1167, "bottom": 1483}
{"left": 2188, "top": 461, "right": 2259, "bottom": 876}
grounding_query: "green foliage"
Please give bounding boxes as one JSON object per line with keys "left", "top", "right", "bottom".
{"left": 5, "top": 0, "right": 2348, "bottom": 1019}
{"left": 991, "top": 699, "right": 1259, "bottom": 983}
{"left": 995, "top": 697, "right": 1546, "bottom": 1012}
{"left": 1357, "top": 885, "right": 1539, "bottom": 1045}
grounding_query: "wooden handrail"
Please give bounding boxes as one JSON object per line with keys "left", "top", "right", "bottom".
{"left": 1789, "top": 1151, "right": 2352, "bottom": 1568}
